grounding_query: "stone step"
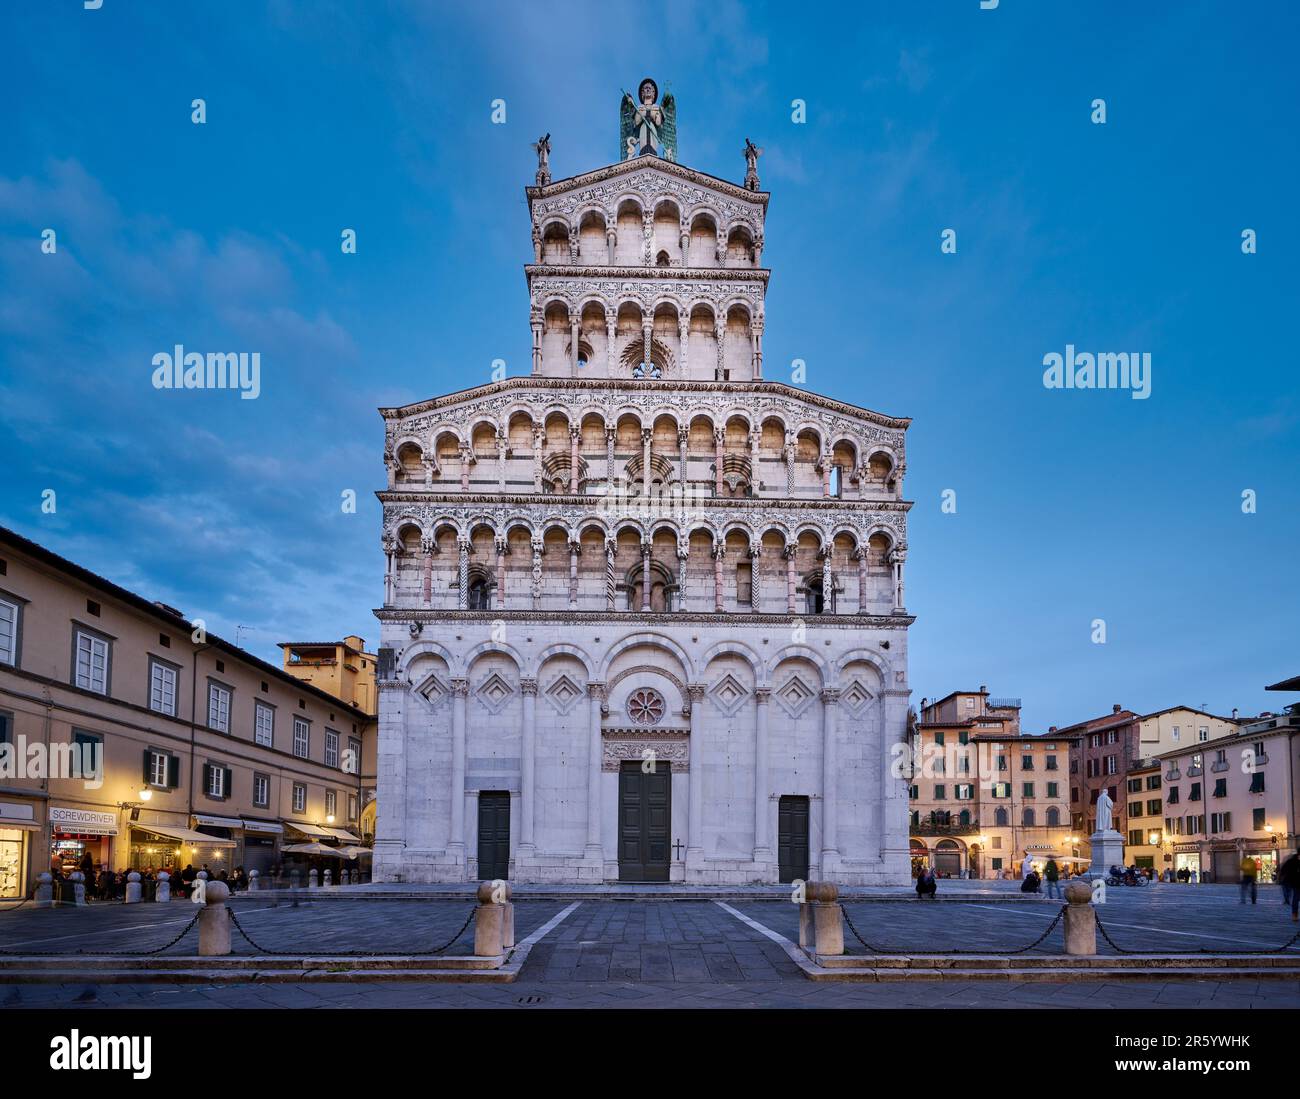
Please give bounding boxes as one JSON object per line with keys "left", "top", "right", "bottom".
{"left": 0, "top": 965, "right": 515, "bottom": 984}
{"left": 238, "top": 887, "right": 1046, "bottom": 903}
{"left": 0, "top": 953, "right": 502, "bottom": 971}
{"left": 817, "top": 952, "right": 1300, "bottom": 970}
{"left": 803, "top": 965, "right": 1297, "bottom": 982}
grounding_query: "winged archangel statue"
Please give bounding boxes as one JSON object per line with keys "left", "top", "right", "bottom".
{"left": 620, "top": 77, "right": 677, "bottom": 162}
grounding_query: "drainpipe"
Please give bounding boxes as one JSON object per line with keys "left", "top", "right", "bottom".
{"left": 187, "top": 644, "right": 210, "bottom": 823}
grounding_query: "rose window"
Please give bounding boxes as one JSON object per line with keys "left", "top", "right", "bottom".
{"left": 627, "top": 688, "right": 666, "bottom": 726}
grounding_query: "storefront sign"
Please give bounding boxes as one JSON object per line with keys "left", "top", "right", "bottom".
{"left": 49, "top": 806, "right": 118, "bottom": 836}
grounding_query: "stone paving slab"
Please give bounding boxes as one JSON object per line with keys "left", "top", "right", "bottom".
{"left": 0, "top": 899, "right": 565, "bottom": 958}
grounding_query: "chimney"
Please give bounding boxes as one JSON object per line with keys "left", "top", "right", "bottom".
{"left": 1048, "top": 725, "right": 1057, "bottom": 733}
{"left": 979, "top": 685, "right": 987, "bottom": 693}
{"left": 1232, "top": 708, "right": 1238, "bottom": 720}
{"left": 1112, "top": 704, "right": 1121, "bottom": 714}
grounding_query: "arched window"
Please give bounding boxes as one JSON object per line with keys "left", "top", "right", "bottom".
{"left": 828, "top": 465, "right": 842, "bottom": 498}
{"left": 655, "top": 250, "right": 671, "bottom": 268}
{"left": 467, "top": 576, "right": 492, "bottom": 611}
{"left": 958, "top": 809, "right": 971, "bottom": 827}
{"left": 1046, "top": 806, "right": 1060, "bottom": 827}
{"left": 995, "top": 807, "right": 1008, "bottom": 827}
{"left": 1022, "top": 808, "right": 1036, "bottom": 827}
{"left": 805, "top": 576, "right": 825, "bottom": 615}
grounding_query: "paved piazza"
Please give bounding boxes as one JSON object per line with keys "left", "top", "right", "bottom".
{"left": 1, "top": 884, "right": 1297, "bottom": 1009}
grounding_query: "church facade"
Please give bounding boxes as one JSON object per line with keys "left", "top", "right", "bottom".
{"left": 372, "top": 83, "right": 914, "bottom": 885}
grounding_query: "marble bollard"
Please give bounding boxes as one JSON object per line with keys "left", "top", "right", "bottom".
{"left": 1063, "top": 880, "right": 1097, "bottom": 956}
{"left": 198, "top": 881, "right": 231, "bottom": 956}
{"left": 34, "top": 872, "right": 53, "bottom": 909}
{"left": 473, "top": 881, "right": 514, "bottom": 957}
{"left": 248, "top": 869, "right": 260, "bottom": 892}
{"left": 155, "top": 871, "right": 171, "bottom": 902}
{"left": 70, "top": 871, "right": 87, "bottom": 907}
{"left": 341, "top": 869, "right": 350, "bottom": 886}
{"left": 323, "top": 868, "right": 332, "bottom": 887}
{"left": 125, "top": 870, "right": 142, "bottom": 904}
{"left": 308, "top": 869, "right": 318, "bottom": 889}
{"left": 797, "top": 882, "right": 843, "bottom": 957}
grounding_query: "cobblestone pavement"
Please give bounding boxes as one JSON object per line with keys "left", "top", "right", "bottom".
{"left": 2, "top": 886, "right": 1298, "bottom": 1009}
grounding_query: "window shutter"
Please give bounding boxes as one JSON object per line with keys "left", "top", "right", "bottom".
{"left": 143, "top": 748, "right": 153, "bottom": 783}
{"left": 223, "top": 767, "right": 233, "bottom": 799}
{"left": 201, "top": 763, "right": 212, "bottom": 793}
{"left": 167, "top": 755, "right": 181, "bottom": 789}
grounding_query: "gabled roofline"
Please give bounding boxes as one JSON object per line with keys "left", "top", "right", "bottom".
{"left": 378, "top": 375, "right": 911, "bottom": 430}
{"left": 526, "top": 153, "right": 769, "bottom": 208}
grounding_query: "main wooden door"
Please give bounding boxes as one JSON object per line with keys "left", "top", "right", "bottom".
{"left": 476, "top": 791, "right": 511, "bottom": 881}
{"left": 777, "top": 795, "right": 810, "bottom": 883}
{"left": 618, "top": 761, "right": 671, "bottom": 881}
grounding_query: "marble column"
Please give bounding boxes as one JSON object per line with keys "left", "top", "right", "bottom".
{"left": 822, "top": 549, "right": 834, "bottom": 613}
{"left": 713, "top": 428, "right": 725, "bottom": 495}
{"left": 752, "top": 315, "right": 764, "bottom": 379}
{"left": 382, "top": 536, "right": 395, "bottom": 606}
{"left": 605, "top": 426, "right": 616, "bottom": 489}
{"left": 449, "top": 678, "right": 469, "bottom": 864}
{"left": 687, "top": 684, "right": 706, "bottom": 864}
{"left": 459, "top": 444, "right": 472, "bottom": 491}
{"left": 530, "top": 536, "right": 543, "bottom": 610}
{"left": 749, "top": 431, "right": 761, "bottom": 492}
{"left": 373, "top": 679, "right": 408, "bottom": 879}
{"left": 821, "top": 688, "right": 841, "bottom": 864}
{"left": 712, "top": 542, "right": 725, "bottom": 611}
{"left": 605, "top": 538, "right": 617, "bottom": 611}
{"left": 891, "top": 549, "right": 906, "bottom": 613}
{"left": 518, "top": 678, "right": 538, "bottom": 855}
{"left": 456, "top": 537, "right": 469, "bottom": 610}
{"left": 530, "top": 310, "right": 542, "bottom": 376}
{"left": 606, "top": 225, "right": 617, "bottom": 265}
{"left": 495, "top": 536, "right": 508, "bottom": 611}
{"left": 714, "top": 318, "right": 726, "bottom": 380}
{"left": 585, "top": 682, "right": 606, "bottom": 859}
{"left": 749, "top": 545, "right": 762, "bottom": 611}
{"left": 784, "top": 437, "right": 795, "bottom": 494}
{"left": 753, "top": 687, "right": 772, "bottom": 867}
{"left": 420, "top": 536, "right": 434, "bottom": 608}
{"left": 784, "top": 544, "right": 797, "bottom": 614}
{"left": 640, "top": 542, "right": 652, "bottom": 612}
{"left": 532, "top": 427, "right": 545, "bottom": 492}
{"left": 569, "top": 426, "right": 580, "bottom": 493}
{"left": 678, "top": 315, "right": 690, "bottom": 374}
{"left": 855, "top": 547, "right": 868, "bottom": 614}
{"left": 641, "top": 428, "right": 652, "bottom": 498}
{"left": 821, "top": 454, "right": 831, "bottom": 498}
{"left": 677, "top": 427, "right": 689, "bottom": 485}
{"left": 496, "top": 434, "right": 508, "bottom": 492}
{"left": 568, "top": 539, "right": 580, "bottom": 609}
{"left": 605, "top": 314, "right": 617, "bottom": 372}
{"left": 642, "top": 319, "right": 653, "bottom": 371}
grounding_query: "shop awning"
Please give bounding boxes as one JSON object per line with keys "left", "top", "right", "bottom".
{"left": 322, "top": 827, "right": 361, "bottom": 843}
{"left": 284, "top": 822, "right": 334, "bottom": 839}
{"left": 132, "top": 823, "right": 236, "bottom": 849}
{"left": 241, "top": 819, "right": 283, "bottom": 834}
{"left": 0, "top": 820, "right": 40, "bottom": 831}
{"left": 193, "top": 814, "right": 245, "bottom": 830}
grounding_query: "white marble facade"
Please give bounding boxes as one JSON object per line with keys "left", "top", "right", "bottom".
{"left": 373, "top": 105, "right": 914, "bottom": 885}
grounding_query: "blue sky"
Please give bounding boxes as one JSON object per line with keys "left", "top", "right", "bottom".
{"left": 1, "top": 1, "right": 1296, "bottom": 731}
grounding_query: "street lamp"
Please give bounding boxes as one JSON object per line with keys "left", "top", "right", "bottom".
{"left": 1148, "top": 830, "right": 1160, "bottom": 846}
{"left": 138, "top": 788, "right": 153, "bottom": 802}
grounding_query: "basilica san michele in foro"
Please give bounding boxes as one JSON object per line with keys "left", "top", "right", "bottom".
{"left": 371, "top": 79, "right": 915, "bottom": 886}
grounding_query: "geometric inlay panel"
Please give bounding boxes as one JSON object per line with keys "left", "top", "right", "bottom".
{"left": 475, "top": 671, "right": 516, "bottom": 715}
{"left": 840, "top": 678, "right": 875, "bottom": 718}
{"left": 544, "top": 673, "right": 584, "bottom": 715}
{"left": 708, "top": 672, "right": 750, "bottom": 717}
{"left": 774, "top": 674, "right": 815, "bottom": 719}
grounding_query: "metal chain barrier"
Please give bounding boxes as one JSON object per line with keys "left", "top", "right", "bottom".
{"left": 0, "top": 898, "right": 33, "bottom": 914}
{"left": 1093, "top": 910, "right": 1300, "bottom": 956}
{"left": 839, "top": 902, "right": 1068, "bottom": 956}
{"left": 226, "top": 904, "right": 477, "bottom": 958}
{"left": 0, "top": 910, "right": 203, "bottom": 957}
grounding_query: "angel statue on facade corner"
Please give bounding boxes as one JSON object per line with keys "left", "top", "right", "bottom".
{"left": 620, "top": 77, "right": 677, "bottom": 162}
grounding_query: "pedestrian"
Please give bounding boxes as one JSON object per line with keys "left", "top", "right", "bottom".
{"left": 1043, "top": 858, "right": 1061, "bottom": 899}
{"left": 1276, "top": 851, "right": 1300, "bottom": 922}
{"left": 915, "top": 867, "right": 937, "bottom": 900}
{"left": 1240, "top": 854, "right": 1258, "bottom": 905}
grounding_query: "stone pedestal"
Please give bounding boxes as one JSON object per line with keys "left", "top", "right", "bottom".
{"left": 198, "top": 882, "right": 231, "bottom": 956}
{"left": 248, "top": 870, "right": 259, "bottom": 892}
{"left": 155, "top": 871, "right": 170, "bottom": 902}
{"left": 1063, "top": 880, "right": 1097, "bottom": 955}
{"left": 125, "top": 871, "right": 142, "bottom": 903}
{"left": 473, "top": 881, "right": 513, "bottom": 957}
{"left": 34, "top": 872, "right": 53, "bottom": 908}
{"left": 70, "top": 871, "right": 86, "bottom": 906}
{"left": 1088, "top": 830, "right": 1125, "bottom": 878}
{"left": 796, "top": 882, "right": 843, "bottom": 957}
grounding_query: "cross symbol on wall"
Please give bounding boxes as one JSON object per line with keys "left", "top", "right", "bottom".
{"left": 672, "top": 839, "right": 685, "bottom": 861}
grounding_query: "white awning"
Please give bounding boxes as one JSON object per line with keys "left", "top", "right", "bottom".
{"left": 0, "top": 820, "right": 40, "bottom": 832}
{"left": 193, "top": 815, "right": 245, "bottom": 830}
{"left": 241, "top": 819, "right": 283, "bottom": 834}
{"left": 132, "top": 823, "right": 236, "bottom": 849}
{"left": 322, "top": 828, "right": 361, "bottom": 843}
{"left": 284, "top": 822, "right": 334, "bottom": 839}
